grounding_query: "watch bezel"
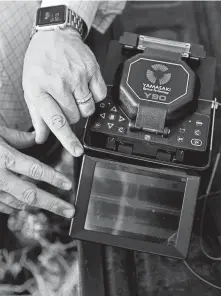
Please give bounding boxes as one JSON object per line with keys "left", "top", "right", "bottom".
{"left": 35, "top": 5, "right": 68, "bottom": 31}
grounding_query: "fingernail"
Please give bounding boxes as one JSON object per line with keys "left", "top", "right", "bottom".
{"left": 63, "top": 208, "right": 75, "bottom": 218}
{"left": 74, "top": 145, "right": 83, "bottom": 157}
{"left": 62, "top": 182, "right": 72, "bottom": 190}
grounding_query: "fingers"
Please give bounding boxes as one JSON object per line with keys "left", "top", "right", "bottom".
{"left": 0, "top": 170, "right": 75, "bottom": 218}
{"left": 35, "top": 92, "right": 83, "bottom": 157}
{"left": 0, "top": 126, "right": 36, "bottom": 150}
{"left": 73, "top": 68, "right": 106, "bottom": 117}
{"left": 23, "top": 57, "right": 106, "bottom": 155}
{"left": 25, "top": 97, "right": 50, "bottom": 144}
{"left": 0, "top": 201, "right": 14, "bottom": 215}
{"left": 89, "top": 69, "right": 107, "bottom": 103}
{"left": 0, "top": 192, "right": 28, "bottom": 211}
{"left": 40, "top": 76, "right": 81, "bottom": 124}
{"left": 74, "top": 83, "right": 95, "bottom": 118}
{"left": 0, "top": 141, "right": 72, "bottom": 190}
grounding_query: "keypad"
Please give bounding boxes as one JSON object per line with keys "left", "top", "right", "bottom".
{"left": 91, "top": 98, "right": 128, "bottom": 135}
{"left": 90, "top": 97, "right": 210, "bottom": 152}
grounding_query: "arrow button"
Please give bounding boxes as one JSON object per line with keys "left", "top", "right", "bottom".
{"left": 107, "top": 123, "right": 114, "bottom": 129}
{"left": 100, "top": 113, "right": 106, "bottom": 119}
{"left": 119, "top": 115, "right": 125, "bottom": 122}
{"left": 110, "top": 106, "right": 117, "bottom": 112}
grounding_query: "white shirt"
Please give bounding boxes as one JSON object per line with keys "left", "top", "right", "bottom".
{"left": 0, "top": 1, "right": 125, "bottom": 131}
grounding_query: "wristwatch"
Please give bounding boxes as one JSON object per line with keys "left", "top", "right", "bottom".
{"left": 31, "top": 5, "right": 87, "bottom": 40}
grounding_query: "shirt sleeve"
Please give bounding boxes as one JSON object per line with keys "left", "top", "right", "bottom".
{"left": 41, "top": 0, "right": 126, "bottom": 34}
{"left": 92, "top": 1, "right": 126, "bottom": 34}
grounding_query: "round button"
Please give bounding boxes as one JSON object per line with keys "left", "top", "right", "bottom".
{"left": 108, "top": 114, "right": 116, "bottom": 121}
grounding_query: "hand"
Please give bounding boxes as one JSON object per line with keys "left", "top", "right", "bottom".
{"left": 22, "top": 28, "right": 107, "bottom": 157}
{"left": 0, "top": 126, "right": 75, "bottom": 218}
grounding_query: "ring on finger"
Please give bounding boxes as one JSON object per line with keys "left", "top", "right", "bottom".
{"left": 75, "top": 92, "right": 93, "bottom": 105}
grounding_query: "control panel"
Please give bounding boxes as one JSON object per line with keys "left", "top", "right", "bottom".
{"left": 90, "top": 96, "right": 210, "bottom": 153}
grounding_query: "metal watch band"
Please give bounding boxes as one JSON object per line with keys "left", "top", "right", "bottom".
{"left": 67, "top": 9, "right": 87, "bottom": 39}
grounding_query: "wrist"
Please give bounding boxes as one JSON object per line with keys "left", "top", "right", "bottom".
{"left": 60, "top": 27, "right": 82, "bottom": 39}
{"left": 31, "top": 27, "right": 82, "bottom": 43}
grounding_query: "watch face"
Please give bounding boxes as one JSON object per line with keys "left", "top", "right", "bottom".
{"left": 36, "top": 5, "right": 66, "bottom": 26}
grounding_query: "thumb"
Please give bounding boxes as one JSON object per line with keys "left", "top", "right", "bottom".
{"left": 0, "top": 126, "right": 36, "bottom": 149}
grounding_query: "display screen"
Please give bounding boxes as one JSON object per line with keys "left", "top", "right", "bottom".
{"left": 36, "top": 6, "right": 66, "bottom": 26}
{"left": 85, "top": 162, "right": 186, "bottom": 246}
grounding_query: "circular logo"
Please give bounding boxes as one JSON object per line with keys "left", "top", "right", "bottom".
{"left": 146, "top": 64, "right": 172, "bottom": 85}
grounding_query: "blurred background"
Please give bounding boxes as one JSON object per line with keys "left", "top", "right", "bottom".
{"left": 2, "top": 1, "right": 221, "bottom": 295}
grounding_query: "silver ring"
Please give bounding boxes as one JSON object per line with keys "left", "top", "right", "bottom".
{"left": 75, "top": 92, "right": 93, "bottom": 105}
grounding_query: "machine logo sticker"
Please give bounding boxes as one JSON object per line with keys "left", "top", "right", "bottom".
{"left": 126, "top": 57, "right": 190, "bottom": 104}
{"left": 146, "top": 64, "right": 172, "bottom": 85}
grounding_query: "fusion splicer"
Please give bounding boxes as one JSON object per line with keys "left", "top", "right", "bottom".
{"left": 84, "top": 32, "right": 217, "bottom": 170}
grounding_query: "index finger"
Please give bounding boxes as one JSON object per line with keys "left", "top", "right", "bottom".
{"left": 36, "top": 92, "right": 83, "bottom": 157}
